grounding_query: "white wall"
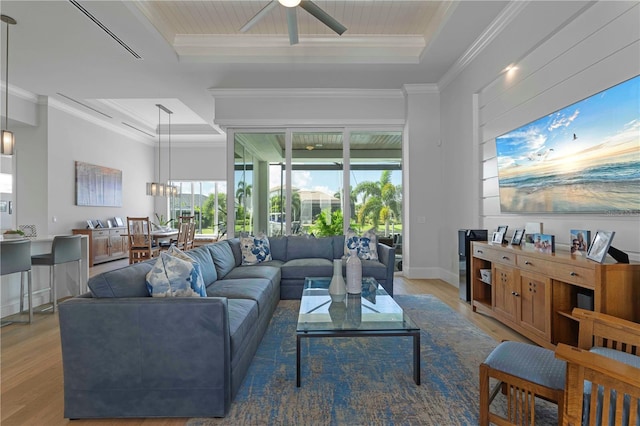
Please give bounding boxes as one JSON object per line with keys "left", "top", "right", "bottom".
{"left": 440, "top": 1, "right": 640, "bottom": 286}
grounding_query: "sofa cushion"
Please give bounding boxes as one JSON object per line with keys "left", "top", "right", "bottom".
{"left": 146, "top": 252, "right": 205, "bottom": 297}
{"left": 185, "top": 245, "right": 217, "bottom": 285}
{"left": 227, "top": 238, "right": 242, "bottom": 267}
{"left": 287, "top": 236, "right": 333, "bottom": 261}
{"left": 331, "top": 235, "right": 345, "bottom": 260}
{"left": 206, "top": 278, "right": 274, "bottom": 314}
{"left": 88, "top": 261, "right": 154, "bottom": 298}
{"left": 281, "top": 258, "right": 334, "bottom": 280}
{"left": 269, "top": 237, "right": 288, "bottom": 261}
{"left": 224, "top": 264, "right": 282, "bottom": 288}
{"left": 240, "top": 233, "right": 272, "bottom": 265}
{"left": 226, "top": 298, "right": 259, "bottom": 361}
{"left": 361, "top": 259, "right": 388, "bottom": 281}
{"left": 208, "top": 241, "right": 236, "bottom": 279}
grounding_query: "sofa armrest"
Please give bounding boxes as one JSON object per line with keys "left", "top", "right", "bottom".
{"left": 377, "top": 242, "right": 395, "bottom": 296}
{"left": 58, "top": 297, "right": 232, "bottom": 418}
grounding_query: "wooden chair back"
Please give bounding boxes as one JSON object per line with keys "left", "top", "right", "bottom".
{"left": 556, "top": 309, "right": 640, "bottom": 426}
{"left": 127, "top": 217, "right": 159, "bottom": 264}
{"left": 184, "top": 222, "right": 196, "bottom": 250}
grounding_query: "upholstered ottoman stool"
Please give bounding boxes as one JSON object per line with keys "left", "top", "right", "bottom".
{"left": 480, "top": 341, "right": 566, "bottom": 425}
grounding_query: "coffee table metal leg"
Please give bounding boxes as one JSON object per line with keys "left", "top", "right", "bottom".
{"left": 296, "top": 334, "right": 301, "bottom": 387}
{"left": 414, "top": 332, "right": 421, "bottom": 385}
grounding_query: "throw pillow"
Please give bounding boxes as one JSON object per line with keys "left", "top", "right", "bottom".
{"left": 167, "top": 246, "right": 207, "bottom": 296}
{"left": 146, "top": 251, "right": 205, "bottom": 297}
{"left": 241, "top": 232, "right": 272, "bottom": 265}
{"left": 344, "top": 228, "right": 379, "bottom": 261}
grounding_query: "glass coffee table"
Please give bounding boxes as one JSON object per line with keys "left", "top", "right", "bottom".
{"left": 296, "top": 276, "right": 420, "bottom": 387}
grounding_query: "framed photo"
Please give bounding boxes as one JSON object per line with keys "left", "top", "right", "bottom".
{"left": 492, "top": 231, "right": 504, "bottom": 244}
{"left": 587, "top": 230, "right": 615, "bottom": 263}
{"left": 533, "top": 233, "right": 555, "bottom": 253}
{"left": 86, "top": 220, "right": 94, "bottom": 229}
{"left": 114, "top": 217, "right": 124, "bottom": 227}
{"left": 570, "top": 229, "right": 591, "bottom": 254}
{"left": 511, "top": 229, "right": 525, "bottom": 246}
{"left": 95, "top": 220, "right": 105, "bottom": 228}
{"left": 106, "top": 219, "right": 113, "bottom": 228}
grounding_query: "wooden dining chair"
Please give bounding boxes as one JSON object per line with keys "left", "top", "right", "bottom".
{"left": 160, "top": 220, "right": 189, "bottom": 251}
{"left": 127, "top": 217, "right": 159, "bottom": 264}
{"left": 177, "top": 216, "right": 196, "bottom": 250}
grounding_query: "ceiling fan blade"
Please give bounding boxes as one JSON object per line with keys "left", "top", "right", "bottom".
{"left": 299, "top": 0, "right": 347, "bottom": 36}
{"left": 240, "top": 0, "right": 278, "bottom": 33}
{"left": 286, "top": 8, "right": 299, "bottom": 45}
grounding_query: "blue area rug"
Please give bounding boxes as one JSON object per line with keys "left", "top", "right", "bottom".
{"left": 190, "top": 294, "right": 556, "bottom": 425}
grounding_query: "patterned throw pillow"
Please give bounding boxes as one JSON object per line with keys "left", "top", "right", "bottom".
{"left": 241, "top": 232, "right": 272, "bottom": 265}
{"left": 145, "top": 249, "right": 206, "bottom": 297}
{"left": 344, "top": 228, "right": 379, "bottom": 261}
{"left": 166, "top": 246, "right": 206, "bottom": 296}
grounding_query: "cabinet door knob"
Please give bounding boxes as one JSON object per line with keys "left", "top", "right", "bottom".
{"left": 525, "top": 261, "right": 532, "bottom": 265}
{"left": 477, "top": 250, "right": 483, "bottom": 254}
{"left": 514, "top": 292, "right": 520, "bottom": 297}
{"left": 570, "top": 272, "right": 578, "bottom": 277}
{"left": 502, "top": 256, "right": 509, "bottom": 260}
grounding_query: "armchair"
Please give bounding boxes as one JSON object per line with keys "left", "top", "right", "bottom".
{"left": 556, "top": 309, "right": 640, "bottom": 426}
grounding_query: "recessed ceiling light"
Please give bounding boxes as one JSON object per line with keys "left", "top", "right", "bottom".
{"left": 306, "top": 145, "right": 314, "bottom": 151}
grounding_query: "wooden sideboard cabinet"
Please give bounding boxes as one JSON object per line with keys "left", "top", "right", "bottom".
{"left": 72, "top": 227, "right": 129, "bottom": 267}
{"left": 470, "top": 241, "right": 640, "bottom": 349}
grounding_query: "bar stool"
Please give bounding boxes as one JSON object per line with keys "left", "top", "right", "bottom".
{"left": 31, "top": 235, "right": 82, "bottom": 314}
{"left": 0, "top": 239, "right": 33, "bottom": 325}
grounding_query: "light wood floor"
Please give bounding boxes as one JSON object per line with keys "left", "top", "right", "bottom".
{"left": 1, "top": 261, "right": 530, "bottom": 426}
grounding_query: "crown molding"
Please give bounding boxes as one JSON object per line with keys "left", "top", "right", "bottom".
{"left": 209, "top": 87, "right": 404, "bottom": 99}
{"left": 438, "top": 0, "right": 530, "bottom": 90}
{"left": 176, "top": 35, "right": 425, "bottom": 64}
{"left": 402, "top": 84, "right": 439, "bottom": 95}
{"left": 43, "top": 96, "right": 155, "bottom": 145}
{"left": 214, "top": 118, "right": 405, "bottom": 130}
{"left": 1, "top": 82, "right": 39, "bottom": 103}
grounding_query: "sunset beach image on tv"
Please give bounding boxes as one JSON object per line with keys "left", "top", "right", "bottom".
{"left": 495, "top": 75, "right": 640, "bottom": 213}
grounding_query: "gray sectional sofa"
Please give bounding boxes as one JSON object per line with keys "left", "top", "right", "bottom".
{"left": 58, "top": 235, "right": 394, "bottom": 419}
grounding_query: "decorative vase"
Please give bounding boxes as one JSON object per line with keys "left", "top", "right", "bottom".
{"left": 328, "top": 259, "right": 346, "bottom": 302}
{"left": 346, "top": 249, "right": 362, "bottom": 294}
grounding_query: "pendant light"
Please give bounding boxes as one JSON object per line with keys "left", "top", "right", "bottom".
{"left": 146, "top": 104, "right": 177, "bottom": 197}
{"left": 1, "top": 15, "right": 16, "bottom": 156}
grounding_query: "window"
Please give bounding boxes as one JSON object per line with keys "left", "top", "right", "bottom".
{"left": 169, "top": 181, "right": 227, "bottom": 238}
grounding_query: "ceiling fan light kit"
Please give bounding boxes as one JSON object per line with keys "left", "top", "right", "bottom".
{"left": 241, "top": 0, "right": 346, "bottom": 45}
{"left": 279, "top": 0, "right": 301, "bottom": 7}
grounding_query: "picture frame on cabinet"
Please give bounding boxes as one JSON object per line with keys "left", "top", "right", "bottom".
{"left": 586, "top": 230, "right": 615, "bottom": 263}
{"left": 86, "top": 220, "right": 94, "bottom": 229}
{"left": 533, "top": 233, "right": 555, "bottom": 253}
{"left": 510, "top": 229, "right": 525, "bottom": 246}
{"left": 95, "top": 220, "right": 105, "bottom": 228}
{"left": 570, "top": 229, "right": 591, "bottom": 254}
{"left": 492, "top": 231, "right": 504, "bottom": 244}
{"left": 106, "top": 219, "right": 113, "bottom": 228}
{"left": 114, "top": 217, "right": 124, "bottom": 227}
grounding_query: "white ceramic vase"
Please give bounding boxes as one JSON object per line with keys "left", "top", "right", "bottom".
{"left": 328, "top": 259, "right": 346, "bottom": 302}
{"left": 346, "top": 249, "right": 362, "bottom": 294}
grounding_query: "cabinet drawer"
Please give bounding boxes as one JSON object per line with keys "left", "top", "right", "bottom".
{"left": 517, "top": 255, "right": 551, "bottom": 274}
{"left": 93, "top": 230, "right": 109, "bottom": 237}
{"left": 548, "top": 263, "right": 594, "bottom": 287}
{"left": 110, "top": 228, "right": 126, "bottom": 237}
{"left": 473, "top": 245, "right": 516, "bottom": 266}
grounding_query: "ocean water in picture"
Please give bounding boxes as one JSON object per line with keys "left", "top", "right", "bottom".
{"left": 495, "top": 75, "right": 640, "bottom": 213}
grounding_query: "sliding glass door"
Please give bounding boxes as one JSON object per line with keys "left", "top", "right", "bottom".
{"left": 229, "top": 128, "right": 403, "bottom": 253}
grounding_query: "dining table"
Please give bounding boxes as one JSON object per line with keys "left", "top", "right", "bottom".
{"left": 151, "top": 229, "right": 179, "bottom": 244}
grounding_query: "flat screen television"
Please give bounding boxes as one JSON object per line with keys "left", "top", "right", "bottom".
{"left": 495, "top": 75, "right": 639, "bottom": 213}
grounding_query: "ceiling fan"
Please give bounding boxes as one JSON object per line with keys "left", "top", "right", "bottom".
{"left": 240, "top": 0, "right": 347, "bottom": 45}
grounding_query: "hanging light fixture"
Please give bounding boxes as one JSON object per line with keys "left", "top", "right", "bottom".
{"left": 146, "top": 104, "right": 177, "bottom": 197}
{"left": 1, "top": 15, "right": 16, "bottom": 156}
